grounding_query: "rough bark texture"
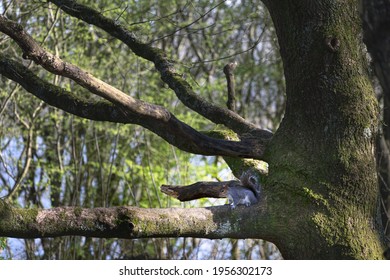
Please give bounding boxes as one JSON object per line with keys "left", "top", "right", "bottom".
{"left": 261, "top": 0, "right": 385, "bottom": 259}
{"left": 0, "top": 200, "right": 271, "bottom": 240}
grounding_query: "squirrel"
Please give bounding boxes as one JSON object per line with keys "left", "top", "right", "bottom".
{"left": 227, "top": 171, "right": 261, "bottom": 209}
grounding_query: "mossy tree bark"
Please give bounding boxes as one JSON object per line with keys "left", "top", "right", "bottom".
{"left": 261, "top": 0, "right": 385, "bottom": 259}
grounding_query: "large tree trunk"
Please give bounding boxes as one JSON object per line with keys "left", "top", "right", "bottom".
{"left": 262, "top": 0, "right": 385, "bottom": 259}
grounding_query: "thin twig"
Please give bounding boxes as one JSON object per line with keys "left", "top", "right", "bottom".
{"left": 148, "top": 0, "right": 227, "bottom": 44}
{"left": 192, "top": 27, "right": 267, "bottom": 64}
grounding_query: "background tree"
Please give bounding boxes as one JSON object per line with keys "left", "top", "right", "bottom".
{"left": 0, "top": 0, "right": 388, "bottom": 259}
{"left": 362, "top": 0, "right": 390, "bottom": 250}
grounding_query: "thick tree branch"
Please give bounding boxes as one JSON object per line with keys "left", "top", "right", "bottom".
{"left": 0, "top": 54, "right": 266, "bottom": 159}
{"left": 48, "top": 0, "right": 273, "bottom": 142}
{"left": 0, "top": 54, "right": 125, "bottom": 122}
{"left": 0, "top": 15, "right": 169, "bottom": 122}
{"left": 0, "top": 199, "right": 271, "bottom": 240}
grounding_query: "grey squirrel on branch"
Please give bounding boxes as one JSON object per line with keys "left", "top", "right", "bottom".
{"left": 227, "top": 171, "right": 261, "bottom": 208}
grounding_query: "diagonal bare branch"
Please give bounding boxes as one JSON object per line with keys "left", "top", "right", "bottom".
{"left": 0, "top": 199, "right": 270, "bottom": 240}
{"left": 48, "top": 0, "right": 273, "bottom": 142}
{"left": 0, "top": 15, "right": 169, "bottom": 122}
{"left": 0, "top": 19, "right": 267, "bottom": 159}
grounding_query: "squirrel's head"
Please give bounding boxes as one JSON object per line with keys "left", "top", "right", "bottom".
{"left": 240, "top": 171, "right": 261, "bottom": 194}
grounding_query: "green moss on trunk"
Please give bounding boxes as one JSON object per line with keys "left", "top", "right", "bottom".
{"left": 262, "top": 0, "right": 385, "bottom": 259}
